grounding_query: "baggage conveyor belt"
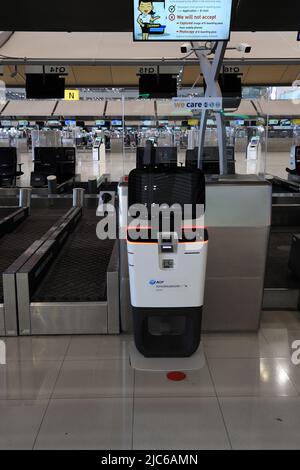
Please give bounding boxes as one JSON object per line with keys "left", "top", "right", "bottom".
{"left": 0, "top": 208, "right": 65, "bottom": 303}
{"left": 0, "top": 207, "right": 20, "bottom": 218}
{"left": 32, "top": 209, "right": 115, "bottom": 303}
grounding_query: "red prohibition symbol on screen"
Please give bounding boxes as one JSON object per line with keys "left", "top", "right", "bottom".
{"left": 168, "top": 14, "right": 175, "bottom": 21}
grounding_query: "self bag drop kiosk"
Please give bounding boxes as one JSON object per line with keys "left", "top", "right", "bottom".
{"left": 287, "top": 145, "right": 300, "bottom": 179}
{"left": 126, "top": 164, "right": 208, "bottom": 358}
{"left": 246, "top": 136, "right": 261, "bottom": 161}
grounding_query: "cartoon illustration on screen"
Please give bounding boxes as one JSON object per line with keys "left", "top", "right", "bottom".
{"left": 137, "top": 1, "right": 164, "bottom": 40}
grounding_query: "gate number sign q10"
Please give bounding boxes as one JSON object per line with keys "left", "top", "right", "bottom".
{"left": 133, "top": 0, "right": 233, "bottom": 41}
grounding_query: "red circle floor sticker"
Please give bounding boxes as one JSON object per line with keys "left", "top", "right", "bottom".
{"left": 167, "top": 371, "right": 187, "bottom": 381}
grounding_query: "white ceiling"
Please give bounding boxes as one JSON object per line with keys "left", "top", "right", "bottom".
{"left": 54, "top": 100, "right": 105, "bottom": 117}
{"left": 1, "top": 98, "right": 300, "bottom": 118}
{"left": 0, "top": 31, "right": 299, "bottom": 63}
{"left": 1, "top": 100, "right": 56, "bottom": 116}
{"left": 258, "top": 99, "right": 300, "bottom": 116}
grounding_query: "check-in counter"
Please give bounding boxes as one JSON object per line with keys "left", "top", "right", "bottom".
{"left": 266, "top": 138, "right": 293, "bottom": 153}
{"left": 16, "top": 138, "right": 28, "bottom": 153}
{"left": 111, "top": 136, "right": 123, "bottom": 153}
{"left": 119, "top": 175, "right": 272, "bottom": 333}
{"left": 203, "top": 175, "right": 271, "bottom": 331}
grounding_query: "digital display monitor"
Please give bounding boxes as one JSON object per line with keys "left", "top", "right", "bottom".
{"left": 111, "top": 120, "right": 122, "bottom": 126}
{"left": 133, "top": 0, "right": 233, "bottom": 41}
{"left": 244, "top": 120, "right": 257, "bottom": 127}
{"left": 139, "top": 74, "right": 177, "bottom": 98}
{"left": 234, "top": 119, "right": 244, "bottom": 126}
{"left": 26, "top": 74, "right": 65, "bottom": 99}
{"left": 64, "top": 120, "right": 76, "bottom": 126}
{"left": 95, "top": 120, "right": 105, "bottom": 126}
{"left": 47, "top": 120, "right": 61, "bottom": 127}
{"left": 0, "top": 120, "right": 12, "bottom": 127}
{"left": 280, "top": 119, "right": 291, "bottom": 127}
{"left": 17, "top": 120, "right": 28, "bottom": 127}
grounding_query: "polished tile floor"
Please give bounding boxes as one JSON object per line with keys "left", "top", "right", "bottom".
{"left": 2, "top": 148, "right": 297, "bottom": 449}
{"left": 0, "top": 310, "right": 300, "bottom": 450}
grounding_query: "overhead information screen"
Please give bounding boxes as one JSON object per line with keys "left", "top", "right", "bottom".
{"left": 133, "top": 0, "right": 233, "bottom": 41}
{"left": 0, "top": 1, "right": 300, "bottom": 31}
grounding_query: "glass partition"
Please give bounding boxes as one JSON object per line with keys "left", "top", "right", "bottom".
{"left": 116, "top": 97, "right": 270, "bottom": 180}
{"left": 264, "top": 86, "right": 300, "bottom": 181}
{"left": 8, "top": 90, "right": 298, "bottom": 186}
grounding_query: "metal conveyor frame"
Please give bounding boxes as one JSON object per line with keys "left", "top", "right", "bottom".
{"left": 1, "top": 207, "right": 82, "bottom": 335}
{"left": 17, "top": 241, "right": 119, "bottom": 335}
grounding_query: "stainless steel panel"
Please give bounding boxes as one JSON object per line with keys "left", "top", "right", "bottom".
{"left": 120, "top": 277, "right": 132, "bottom": 333}
{"left": 267, "top": 138, "right": 293, "bottom": 152}
{"left": 30, "top": 302, "right": 108, "bottom": 335}
{"left": 118, "top": 183, "right": 132, "bottom": 333}
{"left": 107, "top": 271, "right": 120, "bottom": 334}
{"left": 2, "top": 273, "right": 18, "bottom": 336}
{"left": 110, "top": 137, "right": 123, "bottom": 153}
{"left": 202, "top": 180, "right": 271, "bottom": 331}
{"left": 118, "top": 183, "right": 128, "bottom": 241}
{"left": 203, "top": 278, "right": 265, "bottom": 332}
{"left": 120, "top": 239, "right": 128, "bottom": 277}
{"left": 263, "top": 289, "right": 300, "bottom": 310}
{"left": 72, "top": 188, "right": 85, "bottom": 208}
{"left": 119, "top": 239, "right": 132, "bottom": 332}
{"left": 0, "top": 304, "right": 5, "bottom": 336}
{"left": 16, "top": 272, "right": 31, "bottom": 335}
{"left": 206, "top": 180, "right": 272, "bottom": 227}
{"left": 118, "top": 184, "right": 131, "bottom": 332}
{"left": 19, "top": 188, "right": 32, "bottom": 211}
{"left": 107, "top": 242, "right": 120, "bottom": 334}
{"left": 206, "top": 227, "right": 270, "bottom": 278}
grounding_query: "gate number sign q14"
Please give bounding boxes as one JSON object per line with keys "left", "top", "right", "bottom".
{"left": 25, "top": 65, "right": 69, "bottom": 75}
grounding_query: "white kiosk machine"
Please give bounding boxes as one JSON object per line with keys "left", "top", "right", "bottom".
{"left": 126, "top": 154, "right": 208, "bottom": 358}
{"left": 92, "top": 137, "right": 102, "bottom": 161}
{"left": 289, "top": 145, "right": 300, "bottom": 171}
{"left": 247, "top": 136, "right": 261, "bottom": 160}
{"left": 286, "top": 145, "right": 300, "bottom": 181}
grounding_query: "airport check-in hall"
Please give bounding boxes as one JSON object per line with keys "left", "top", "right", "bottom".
{"left": 0, "top": 0, "right": 300, "bottom": 453}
